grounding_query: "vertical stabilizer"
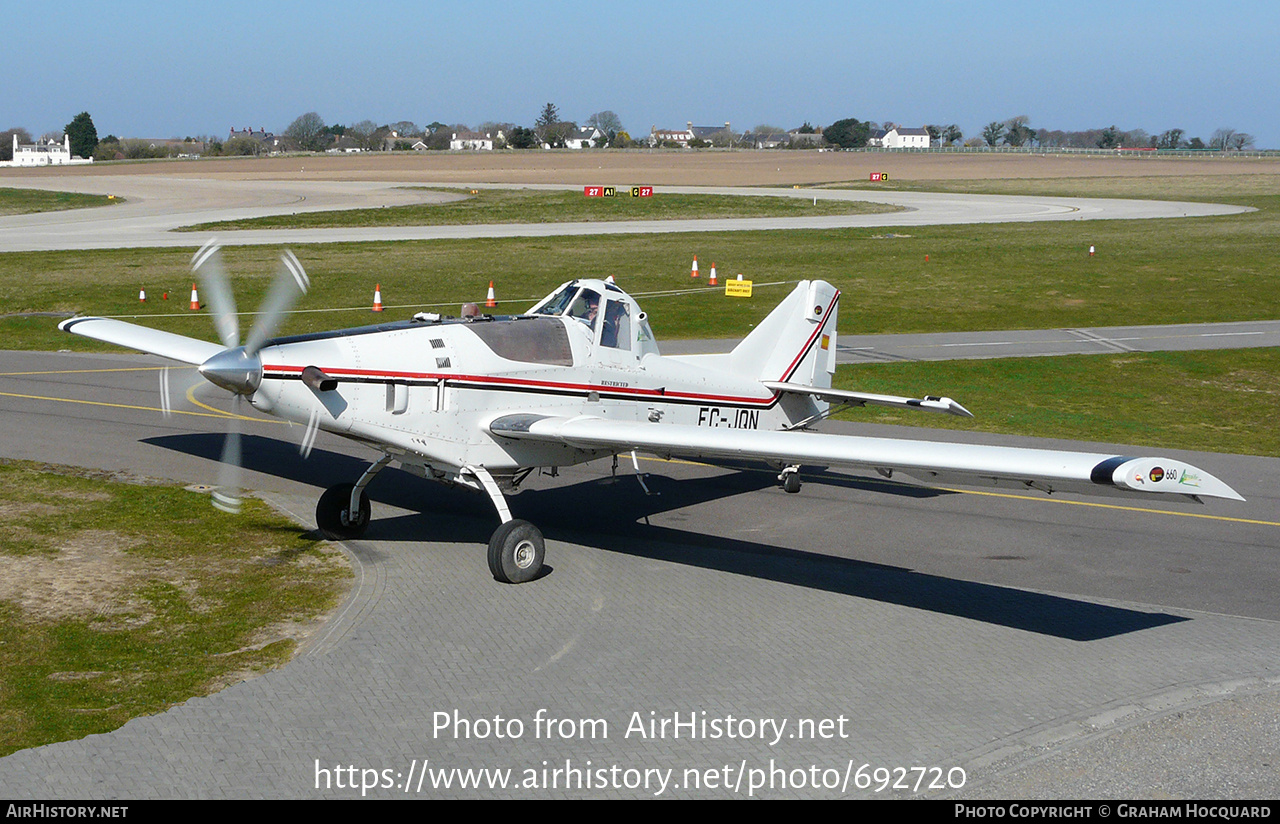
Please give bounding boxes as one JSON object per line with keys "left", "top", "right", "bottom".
{"left": 728, "top": 280, "right": 839, "bottom": 387}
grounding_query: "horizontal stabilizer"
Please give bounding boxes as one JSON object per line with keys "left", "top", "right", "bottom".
{"left": 763, "top": 381, "right": 974, "bottom": 418}
{"left": 489, "top": 414, "right": 1243, "bottom": 502}
{"left": 59, "top": 317, "right": 223, "bottom": 366}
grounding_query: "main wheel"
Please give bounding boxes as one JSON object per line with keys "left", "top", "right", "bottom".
{"left": 316, "top": 482, "right": 371, "bottom": 540}
{"left": 487, "top": 519, "right": 545, "bottom": 584}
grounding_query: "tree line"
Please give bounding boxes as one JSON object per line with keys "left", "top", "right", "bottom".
{"left": 972, "top": 116, "right": 1253, "bottom": 151}
{"left": 0, "top": 110, "right": 1262, "bottom": 162}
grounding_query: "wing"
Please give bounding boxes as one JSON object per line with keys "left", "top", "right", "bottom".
{"left": 489, "top": 414, "right": 1244, "bottom": 501}
{"left": 60, "top": 317, "right": 223, "bottom": 365}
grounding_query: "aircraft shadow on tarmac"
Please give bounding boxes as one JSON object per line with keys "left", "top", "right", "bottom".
{"left": 147, "top": 432, "right": 1187, "bottom": 643}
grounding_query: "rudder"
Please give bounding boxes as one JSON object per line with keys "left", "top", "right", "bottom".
{"left": 728, "top": 280, "right": 838, "bottom": 388}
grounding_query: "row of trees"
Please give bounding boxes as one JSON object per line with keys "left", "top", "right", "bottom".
{"left": 974, "top": 116, "right": 1255, "bottom": 151}
{"left": 265, "top": 106, "right": 630, "bottom": 153}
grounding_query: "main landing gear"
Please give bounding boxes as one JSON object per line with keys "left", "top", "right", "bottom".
{"left": 316, "top": 455, "right": 389, "bottom": 540}
{"left": 315, "top": 456, "right": 546, "bottom": 585}
{"left": 464, "top": 464, "right": 545, "bottom": 584}
{"left": 779, "top": 465, "right": 802, "bottom": 494}
{"left": 486, "top": 519, "right": 545, "bottom": 585}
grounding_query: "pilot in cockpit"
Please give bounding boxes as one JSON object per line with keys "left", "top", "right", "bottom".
{"left": 568, "top": 291, "right": 600, "bottom": 328}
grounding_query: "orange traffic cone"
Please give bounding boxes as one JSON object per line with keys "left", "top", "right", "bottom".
{"left": 372, "top": 284, "right": 384, "bottom": 312}
{"left": 690, "top": 256, "right": 699, "bottom": 278}
{"left": 138, "top": 288, "right": 147, "bottom": 302}
{"left": 189, "top": 283, "right": 200, "bottom": 310}
{"left": 708, "top": 264, "right": 718, "bottom": 286}
{"left": 485, "top": 280, "right": 497, "bottom": 308}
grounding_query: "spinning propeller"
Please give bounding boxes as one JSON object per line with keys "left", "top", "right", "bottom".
{"left": 188, "top": 240, "right": 310, "bottom": 513}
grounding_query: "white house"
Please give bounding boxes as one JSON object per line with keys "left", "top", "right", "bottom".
{"left": 651, "top": 121, "right": 733, "bottom": 147}
{"left": 649, "top": 125, "right": 694, "bottom": 147}
{"left": 870, "top": 126, "right": 931, "bottom": 149}
{"left": 564, "top": 126, "right": 603, "bottom": 150}
{"left": 2, "top": 134, "right": 92, "bottom": 167}
{"left": 450, "top": 130, "right": 495, "bottom": 151}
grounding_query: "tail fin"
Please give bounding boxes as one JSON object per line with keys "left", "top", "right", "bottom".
{"left": 728, "top": 280, "right": 838, "bottom": 388}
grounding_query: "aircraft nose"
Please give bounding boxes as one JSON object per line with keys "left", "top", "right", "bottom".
{"left": 198, "top": 347, "right": 263, "bottom": 395}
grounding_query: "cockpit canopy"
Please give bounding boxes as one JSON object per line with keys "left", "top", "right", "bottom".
{"left": 526, "top": 279, "right": 659, "bottom": 357}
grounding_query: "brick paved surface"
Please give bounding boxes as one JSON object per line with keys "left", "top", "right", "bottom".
{"left": 1, "top": 479, "right": 1277, "bottom": 799}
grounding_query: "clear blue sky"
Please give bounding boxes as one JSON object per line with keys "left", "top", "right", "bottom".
{"left": 8, "top": 0, "right": 1278, "bottom": 148}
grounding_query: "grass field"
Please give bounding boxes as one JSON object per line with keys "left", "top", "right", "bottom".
{"left": 0, "top": 187, "right": 119, "bottom": 217}
{"left": 4, "top": 175, "right": 1277, "bottom": 346}
{"left": 0, "top": 460, "right": 350, "bottom": 757}
{"left": 180, "top": 187, "right": 901, "bottom": 231}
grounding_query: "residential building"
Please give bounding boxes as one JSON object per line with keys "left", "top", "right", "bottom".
{"left": 450, "top": 130, "right": 495, "bottom": 151}
{"left": 226, "top": 127, "right": 283, "bottom": 154}
{"left": 648, "top": 121, "right": 733, "bottom": 147}
{"left": 2, "top": 133, "right": 92, "bottom": 166}
{"left": 564, "top": 126, "right": 603, "bottom": 149}
{"left": 869, "top": 125, "right": 930, "bottom": 149}
{"left": 649, "top": 125, "right": 694, "bottom": 147}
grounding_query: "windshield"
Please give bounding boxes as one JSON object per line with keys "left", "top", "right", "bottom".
{"left": 530, "top": 283, "right": 580, "bottom": 317}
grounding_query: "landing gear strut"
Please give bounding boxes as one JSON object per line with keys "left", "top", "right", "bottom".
{"left": 316, "top": 482, "right": 371, "bottom": 539}
{"left": 316, "top": 457, "right": 547, "bottom": 584}
{"left": 315, "top": 454, "right": 391, "bottom": 540}
{"left": 466, "top": 464, "right": 546, "bottom": 584}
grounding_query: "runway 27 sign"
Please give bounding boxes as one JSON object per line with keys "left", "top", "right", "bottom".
{"left": 583, "top": 186, "right": 653, "bottom": 197}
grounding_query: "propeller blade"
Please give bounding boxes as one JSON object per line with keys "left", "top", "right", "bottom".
{"left": 299, "top": 407, "right": 321, "bottom": 459}
{"left": 212, "top": 394, "right": 243, "bottom": 514}
{"left": 160, "top": 365, "right": 211, "bottom": 419}
{"left": 159, "top": 366, "right": 172, "bottom": 418}
{"left": 191, "top": 239, "right": 240, "bottom": 349}
{"left": 244, "top": 250, "right": 309, "bottom": 356}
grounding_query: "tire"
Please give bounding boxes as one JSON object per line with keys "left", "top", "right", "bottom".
{"left": 487, "top": 519, "right": 545, "bottom": 584}
{"left": 316, "top": 482, "right": 371, "bottom": 540}
{"left": 783, "top": 471, "right": 802, "bottom": 494}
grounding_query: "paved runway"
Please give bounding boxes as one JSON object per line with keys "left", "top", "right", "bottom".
{"left": 666, "top": 319, "right": 1280, "bottom": 363}
{"left": 0, "top": 176, "right": 1251, "bottom": 252}
{"left": 0, "top": 350, "right": 1277, "bottom": 798}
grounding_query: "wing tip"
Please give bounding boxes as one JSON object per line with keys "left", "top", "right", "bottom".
{"left": 1101, "top": 456, "right": 1245, "bottom": 501}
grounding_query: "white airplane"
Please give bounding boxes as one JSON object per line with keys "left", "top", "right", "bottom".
{"left": 60, "top": 242, "right": 1243, "bottom": 583}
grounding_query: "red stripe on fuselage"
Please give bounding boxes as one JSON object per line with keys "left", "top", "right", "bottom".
{"left": 261, "top": 289, "right": 840, "bottom": 409}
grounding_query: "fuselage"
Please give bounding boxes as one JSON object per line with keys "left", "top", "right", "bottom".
{"left": 248, "top": 280, "right": 829, "bottom": 481}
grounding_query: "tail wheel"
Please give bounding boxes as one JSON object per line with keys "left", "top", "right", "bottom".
{"left": 488, "top": 519, "right": 545, "bottom": 584}
{"left": 316, "top": 482, "right": 371, "bottom": 539}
